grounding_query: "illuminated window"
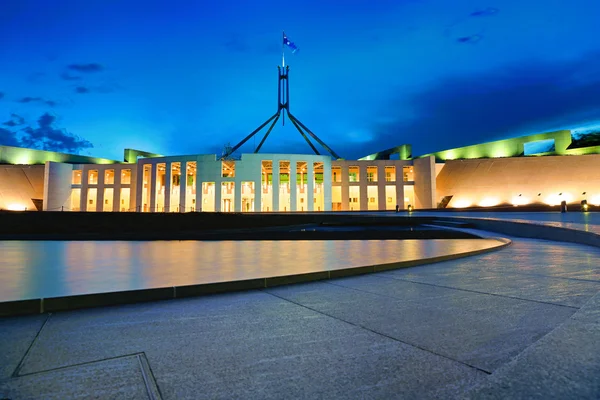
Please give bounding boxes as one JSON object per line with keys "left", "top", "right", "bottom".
{"left": 104, "top": 169, "right": 114, "bottom": 185}
{"left": 88, "top": 170, "right": 98, "bottom": 185}
{"left": 121, "top": 169, "right": 131, "bottom": 185}
{"left": 222, "top": 161, "right": 235, "bottom": 178}
{"left": 403, "top": 166, "right": 414, "bottom": 182}
{"left": 367, "top": 166, "right": 377, "bottom": 182}
{"left": 349, "top": 166, "right": 359, "bottom": 182}
{"left": 331, "top": 166, "right": 342, "bottom": 182}
{"left": 72, "top": 170, "right": 82, "bottom": 185}
{"left": 385, "top": 166, "right": 396, "bottom": 182}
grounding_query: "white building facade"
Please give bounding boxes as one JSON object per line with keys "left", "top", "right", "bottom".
{"left": 37, "top": 152, "right": 434, "bottom": 213}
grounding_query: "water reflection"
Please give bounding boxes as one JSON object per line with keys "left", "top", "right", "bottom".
{"left": 0, "top": 239, "right": 500, "bottom": 302}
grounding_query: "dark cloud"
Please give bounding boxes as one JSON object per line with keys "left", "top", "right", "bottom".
{"left": 74, "top": 84, "right": 117, "bottom": 94}
{"left": 456, "top": 34, "right": 483, "bottom": 44}
{"left": 3, "top": 113, "right": 25, "bottom": 127}
{"left": 15, "top": 96, "right": 59, "bottom": 107}
{"left": 0, "top": 127, "right": 20, "bottom": 147}
{"left": 67, "top": 63, "right": 104, "bottom": 73}
{"left": 362, "top": 51, "right": 600, "bottom": 157}
{"left": 60, "top": 72, "right": 82, "bottom": 81}
{"left": 19, "top": 113, "right": 93, "bottom": 153}
{"left": 17, "top": 96, "right": 44, "bottom": 103}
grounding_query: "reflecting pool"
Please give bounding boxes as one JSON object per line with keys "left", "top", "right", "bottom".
{"left": 0, "top": 239, "right": 501, "bottom": 302}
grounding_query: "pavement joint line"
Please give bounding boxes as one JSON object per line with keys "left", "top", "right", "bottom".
{"left": 322, "top": 280, "right": 432, "bottom": 304}
{"left": 137, "top": 353, "right": 162, "bottom": 400}
{"left": 11, "top": 352, "right": 147, "bottom": 377}
{"left": 371, "top": 274, "right": 581, "bottom": 310}
{"left": 12, "top": 313, "right": 52, "bottom": 378}
{"left": 261, "top": 289, "right": 492, "bottom": 376}
{"left": 472, "top": 270, "right": 600, "bottom": 284}
{"left": 139, "top": 352, "right": 165, "bottom": 400}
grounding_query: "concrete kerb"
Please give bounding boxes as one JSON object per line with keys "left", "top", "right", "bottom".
{"left": 431, "top": 217, "right": 600, "bottom": 248}
{"left": 0, "top": 236, "right": 510, "bottom": 317}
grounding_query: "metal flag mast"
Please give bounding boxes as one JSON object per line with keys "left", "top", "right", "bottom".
{"left": 221, "top": 31, "right": 341, "bottom": 160}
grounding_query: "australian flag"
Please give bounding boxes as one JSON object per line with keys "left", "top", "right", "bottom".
{"left": 283, "top": 34, "right": 299, "bottom": 53}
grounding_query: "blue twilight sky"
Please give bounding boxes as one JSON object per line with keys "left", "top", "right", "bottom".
{"left": 1, "top": 0, "right": 600, "bottom": 160}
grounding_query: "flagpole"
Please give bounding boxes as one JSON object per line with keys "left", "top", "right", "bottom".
{"left": 282, "top": 30, "right": 285, "bottom": 67}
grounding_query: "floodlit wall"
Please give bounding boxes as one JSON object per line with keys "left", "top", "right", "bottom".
{"left": 0, "top": 145, "right": 118, "bottom": 165}
{"left": 436, "top": 154, "right": 600, "bottom": 208}
{"left": 0, "top": 165, "right": 45, "bottom": 210}
{"left": 43, "top": 162, "right": 73, "bottom": 211}
{"left": 413, "top": 156, "right": 436, "bottom": 209}
{"left": 420, "top": 130, "right": 573, "bottom": 161}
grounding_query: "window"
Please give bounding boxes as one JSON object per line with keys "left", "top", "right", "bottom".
{"left": 331, "top": 166, "right": 342, "bottom": 182}
{"left": 403, "top": 166, "right": 414, "bottom": 182}
{"left": 104, "top": 169, "right": 114, "bottom": 185}
{"left": 385, "top": 166, "right": 396, "bottom": 182}
{"left": 222, "top": 161, "right": 235, "bottom": 177}
{"left": 88, "top": 170, "right": 98, "bottom": 185}
{"left": 72, "top": 170, "right": 82, "bottom": 185}
{"left": 367, "top": 166, "right": 377, "bottom": 182}
{"left": 349, "top": 166, "right": 359, "bottom": 182}
{"left": 121, "top": 169, "right": 131, "bottom": 184}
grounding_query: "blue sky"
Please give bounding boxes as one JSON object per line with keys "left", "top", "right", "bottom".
{"left": 1, "top": 0, "right": 600, "bottom": 160}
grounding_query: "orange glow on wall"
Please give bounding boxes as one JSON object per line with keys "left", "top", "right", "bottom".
{"left": 479, "top": 197, "right": 500, "bottom": 207}
{"left": 452, "top": 199, "right": 472, "bottom": 208}
{"left": 511, "top": 195, "right": 530, "bottom": 206}
{"left": 544, "top": 193, "right": 574, "bottom": 206}
{"left": 6, "top": 204, "right": 27, "bottom": 211}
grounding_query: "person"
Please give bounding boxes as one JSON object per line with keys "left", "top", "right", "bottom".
{"left": 395, "top": 204, "right": 399, "bottom": 213}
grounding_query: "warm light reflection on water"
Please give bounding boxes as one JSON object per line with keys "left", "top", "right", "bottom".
{"left": 0, "top": 239, "right": 501, "bottom": 302}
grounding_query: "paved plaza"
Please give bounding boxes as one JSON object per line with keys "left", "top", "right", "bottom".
{"left": 1, "top": 226, "right": 600, "bottom": 399}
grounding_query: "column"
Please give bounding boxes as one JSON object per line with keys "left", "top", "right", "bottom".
{"left": 215, "top": 179, "right": 222, "bottom": 212}
{"left": 377, "top": 165, "right": 386, "bottom": 210}
{"left": 359, "top": 164, "right": 368, "bottom": 211}
{"left": 235, "top": 180, "right": 242, "bottom": 212}
{"left": 272, "top": 160, "right": 280, "bottom": 211}
{"left": 80, "top": 166, "right": 88, "bottom": 212}
{"left": 254, "top": 179, "right": 260, "bottom": 212}
{"left": 290, "top": 161, "right": 297, "bottom": 211}
{"left": 396, "top": 182, "right": 405, "bottom": 209}
{"left": 164, "top": 161, "right": 171, "bottom": 212}
{"left": 341, "top": 164, "right": 349, "bottom": 210}
{"left": 307, "top": 161, "right": 314, "bottom": 211}
{"left": 149, "top": 163, "right": 157, "bottom": 212}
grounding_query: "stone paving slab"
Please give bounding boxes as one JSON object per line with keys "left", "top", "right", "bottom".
{"left": 265, "top": 277, "right": 576, "bottom": 373}
{"left": 379, "top": 239, "right": 600, "bottom": 307}
{"left": 0, "top": 314, "right": 46, "bottom": 379}
{"left": 11, "top": 291, "right": 487, "bottom": 399}
{"left": 0, "top": 354, "right": 156, "bottom": 400}
{"left": 467, "top": 297, "right": 600, "bottom": 399}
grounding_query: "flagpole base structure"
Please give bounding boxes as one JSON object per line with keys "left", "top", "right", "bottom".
{"left": 222, "top": 66, "right": 341, "bottom": 160}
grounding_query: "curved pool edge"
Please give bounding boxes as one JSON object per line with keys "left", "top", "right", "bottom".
{"left": 0, "top": 236, "right": 511, "bottom": 318}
